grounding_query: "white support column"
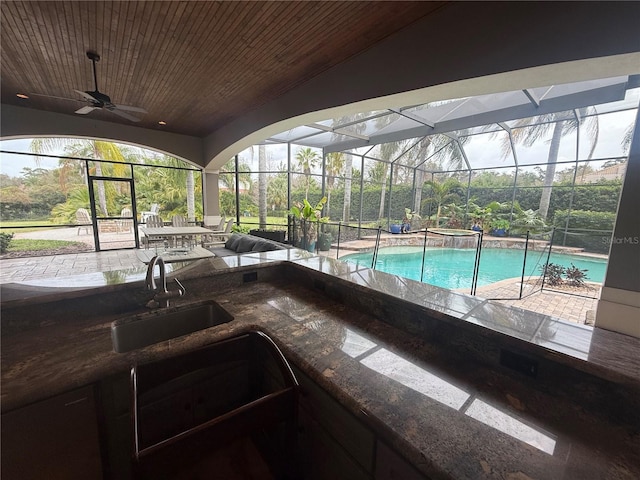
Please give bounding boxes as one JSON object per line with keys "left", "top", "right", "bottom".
{"left": 203, "top": 172, "right": 220, "bottom": 216}
{"left": 595, "top": 108, "right": 640, "bottom": 338}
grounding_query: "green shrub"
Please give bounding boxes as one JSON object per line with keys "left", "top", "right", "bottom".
{"left": 232, "top": 224, "right": 251, "bottom": 234}
{"left": 510, "top": 209, "right": 547, "bottom": 236}
{"left": 552, "top": 209, "right": 615, "bottom": 253}
{"left": 565, "top": 263, "right": 588, "bottom": 287}
{"left": 0, "top": 232, "right": 14, "bottom": 253}
{"left": 541, "top": 262, "right": 565, "bottom": 286}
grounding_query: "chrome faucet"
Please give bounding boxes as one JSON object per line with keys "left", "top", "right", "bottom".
{"left": 145, "top": 255, "right": 185, "bottom": 308}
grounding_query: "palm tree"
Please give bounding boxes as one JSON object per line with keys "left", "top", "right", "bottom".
{"left": 503, "top": 109, "right": 599, "bottom": 219}
{"left": 326, "top": 113, "right": 368, "bottom": 224}
{"left": 621, "top": 123, "right": 635, "bottom": 154}
{"left": 267, "top": 171, "right": 288, "bottom": 212}
{"left": 325, "top": 152, "right": 345, "bottom": 219}
{"left": 258, "top": 145, "right": 267, "bottom": 228}
{"left": 371, "top": 104, "right": 468, "bottom": 223}
{"left": 376, "top": 141, "right": 403, "bottom": 221}
{"left": 295, "top": 147, "right": 321, "bottom": 200}
{"left": 219, "top": 160, "right": 252, "bottom": 195}
{"left": 424, "top": 178, "right": 460, "bottom": 227}
{"left": 134, "top": 155, "right": 201, "bottom": 220}
{"left": 31, "top": 138, "right": 126, "bottom": 216}
{"left": 402, "top": 135, "right": 467, "bottom": 215}
{"left": 342, "top": 154, "right": 354, "bottom": 223}
{"left": 158, "top": 154, "right": 198, "bottom": 221}
{"left": 186, "top": 169, "right": 195, "bottom": 221}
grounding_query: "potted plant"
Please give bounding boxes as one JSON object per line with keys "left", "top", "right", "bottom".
{"left": 509, "top": 208, "right": 547, "bottom": 235}
{"left": 469, "top": 204, "right": 492, "bottom": 233}
{"left": 490, "top": 218, "right": 510, "bottom": 237}
{"left": 401, "top": 208, "right": 414, "bottom": 233}
{"left": 317, "top": 230, "right": 333, "bottom": 251}
{"left": 249, "top": 228, "right": 286, "bottom": 243}
{"left": 389, "top": 222, "right": 403, "bottom": 234}
{"left": 289, "top": 197, "right": 329, "bottom": 252}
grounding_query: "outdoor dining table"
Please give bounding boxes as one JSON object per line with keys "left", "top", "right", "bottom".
{"left": 140, "top": 226, "right": 215, "bottom": 249}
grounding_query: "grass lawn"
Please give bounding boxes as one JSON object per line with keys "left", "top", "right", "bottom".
{"left": 0, "top": 220, "right": 59, "bottom": 234}
{"left": 236, "top": 216, "right": 289, "bottom": 227}
{"left": 7, "top": 239, "right": 87, "bottom": 252}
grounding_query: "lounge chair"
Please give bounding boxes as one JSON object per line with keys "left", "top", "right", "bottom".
{"left": 76, "top": 208, "right": 92, "bottom": 235}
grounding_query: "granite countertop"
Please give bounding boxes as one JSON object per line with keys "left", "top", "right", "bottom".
{"left": 2, "top": 254, "right": 639, "bottom": 479}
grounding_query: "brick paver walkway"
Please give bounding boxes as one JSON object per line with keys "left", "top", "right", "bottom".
{"left": 474, "top": 278, "right": 599, "bottom": 325}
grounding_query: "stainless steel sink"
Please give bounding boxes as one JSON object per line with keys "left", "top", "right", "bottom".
{"left": 111, "top": 300, "right": 234, "bottom": 353}
{"left": 131, "top": 331, "right": 298, "bottom": 478}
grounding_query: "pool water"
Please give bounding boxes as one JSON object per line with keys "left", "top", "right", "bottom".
{"left": 342, "top": 246, "right": 607, "bottom": 290}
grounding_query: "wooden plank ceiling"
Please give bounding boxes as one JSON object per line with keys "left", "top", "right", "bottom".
{"left": 1, "top": 1, "right": 446, "bottom": 137}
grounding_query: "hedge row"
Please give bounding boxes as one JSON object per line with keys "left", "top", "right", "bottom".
{"left": 0, "top": 203, "right": 53, "bottom": 221}
{"left": 290, "top": 183, "right": 621, "bottom": 223}
{"left": 552, "top": 209, "right": 615, "bottom": 253}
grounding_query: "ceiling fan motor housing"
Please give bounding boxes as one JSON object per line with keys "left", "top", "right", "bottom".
{"left": 86, "top": 90, "right": 112, "bottom": 106}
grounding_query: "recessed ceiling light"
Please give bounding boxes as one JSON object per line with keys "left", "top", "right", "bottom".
{"left": 16, "top": 93, "right": 29, "bottom": 99}
{"left": 158, "top": 121, "right": 167, "bottom": 125}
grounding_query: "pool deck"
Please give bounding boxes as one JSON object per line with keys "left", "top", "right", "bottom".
{"left": 472, "top": 277, "right": 599, "bottom": 325}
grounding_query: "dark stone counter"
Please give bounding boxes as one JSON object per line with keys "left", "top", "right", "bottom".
{"left": 2, "top": 252, "right": 639, "bottom": 479}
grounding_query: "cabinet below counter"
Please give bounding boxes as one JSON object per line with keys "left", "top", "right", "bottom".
{"left": 1, "top": 385, "right": 103, "bottom": 480}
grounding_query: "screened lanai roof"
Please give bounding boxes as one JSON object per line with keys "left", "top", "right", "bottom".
{"left": 264, "top": 75, "right": 640, "bottom": 163}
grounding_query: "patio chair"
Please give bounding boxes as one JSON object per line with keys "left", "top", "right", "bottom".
{"left": 203, "top": 215, "right": 224, "bottom": 230}
{"left": 142, "top": 214, "right": 166, "bottom": 248}
{"left": 75, "top": 208, "right": 92, "bottom": 235}
{"left": 171, "top": 214, "right": 193, "bottom": 247}
{"left": 140, "top": 203, "right": 159, "bottom": 223}
{"left": 116, "top": 207, "right": 133, "bottom": 233}
{"left": 171, "top": 214, "right": 188, "bottom": 227}
{"left": 145, "top": 214, "right": 164, "bottom": 228}
{"left": 201, "top": 218, "right": 234, "bottom": 247}
{"left": 210, "top": 218, "right": 234, "bottom": 234}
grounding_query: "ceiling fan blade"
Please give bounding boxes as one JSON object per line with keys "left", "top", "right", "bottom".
{"left": 113, "top": 104, "right": 148, "bottom": 113}
{"left": 109, "top": 108, "right": 142, "bottom": 122}
{"left": 75, "top": 105, "right": 98, "bottom": 115}
{"left": 29, "top": 93, "right": 83, "bottom": 102}
{"left": 74, "top": 89, "right": 97, "bottom": 101}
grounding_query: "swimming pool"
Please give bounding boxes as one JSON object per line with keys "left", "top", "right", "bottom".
{"left": 342, "top": 246, "right": 607, "bottom": 290}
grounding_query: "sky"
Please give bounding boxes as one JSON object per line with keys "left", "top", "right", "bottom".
{"left": 0, "top": 139, "right": 62, "bottom": 177}
{"left": 1, "top": 94, "right": 637, "bottom": 179}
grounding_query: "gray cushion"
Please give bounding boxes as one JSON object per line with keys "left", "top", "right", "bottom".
{"left": 251, "top": 240, "right": 276, "bottom": 252}
{"left": 224, "top": 234, "right": 242, "bottom": 251}
{"left": 235, "top": 235, "right": 257, "bottom": 253}
{"left": 208, "top": 246, "right": 236, "bottom": 257}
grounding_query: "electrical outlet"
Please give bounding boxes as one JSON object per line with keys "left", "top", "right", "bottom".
{"left": 243, "top": 271, "right": 258, "bottom": 283}
{"left": 500, "top": 349, "right": 538, "bottom": 378}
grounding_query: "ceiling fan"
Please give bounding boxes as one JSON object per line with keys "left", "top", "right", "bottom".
{"left": 32, "top": 51, "right": 147, "bottom": 122}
